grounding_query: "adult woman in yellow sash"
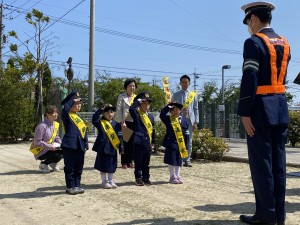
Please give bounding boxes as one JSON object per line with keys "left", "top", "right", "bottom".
{"left": 160, "top": 102, "right": 189, "bottom": 184}
{"left": 31, "top": 105, "right": 63, "bottom": 173}
{"left": 129, "top": 92, "right": 155, "bottom": 186}
{"left": 61, "top": 91, "right": 89, "bottom": 195}
{"left": 92, "top": 103, "right": 124, "bottom": 189}
{"left": 116, "top": 78, "right": 137, "bottom": 169}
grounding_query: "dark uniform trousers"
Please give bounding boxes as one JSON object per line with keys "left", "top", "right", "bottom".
{"left": 121, "top": 121, "right": 134, "bottom": 165}
{"left": 247, "top": 126, "right": 287, "bottom": 222}
{"left": 133, "top": 143, "right": 151, "bottom": 180}
{"left": 38, "top": 150, "right": 63, "bottom": 165}
{"left": 62, "top": 147, "right": 85, "bottom": 189}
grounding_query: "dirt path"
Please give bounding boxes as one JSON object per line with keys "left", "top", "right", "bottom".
{"left": 0, "top": 143, "right": 300, "bottom": 225}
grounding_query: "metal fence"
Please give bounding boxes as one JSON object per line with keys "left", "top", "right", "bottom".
{"left": 79, "top": 105, "right": 299, "bottom": 139}
{"left": 198, "top": 102, "right": 246, "bottom": 139}
{"left": 78, "top": 112, "right": 98, "bottom": 136}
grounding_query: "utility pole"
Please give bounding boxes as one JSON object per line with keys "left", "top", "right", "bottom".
{"left": 0, "top": 2, "right": 4, "bottom": 67}
{"left": 193, "top": 69, "right": 200, "bottom": 91}
{"left": 88, "top": 0, "right": 95, "bottom": 111}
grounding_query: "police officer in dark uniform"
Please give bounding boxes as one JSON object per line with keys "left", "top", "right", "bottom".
{"left": 61, "top": 91, "right": 89, "bottom": 195}
{"left": 238, "top": 2, "right": 290, "bottom": 225}
{"left": 129, "top": 92, "right": 155, "bottom": 186}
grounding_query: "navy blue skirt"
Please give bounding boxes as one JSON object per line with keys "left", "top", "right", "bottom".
{"left": 94, "top": 151, "right": 117, "bottom": 173}
{"left": 164, "top": 146, "right": 182, "bottom": 166}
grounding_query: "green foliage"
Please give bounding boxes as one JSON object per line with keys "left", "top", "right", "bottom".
{"left": 153, "top": 121, "right": 166, "bottom": 153}
{"left": 8, "top": 30, "right": 17, "bottom": 38}
{"left": 94, "top": 76, "right": 124, "bottom": 107}
{"left": 0, "top": 74, "right": 35, "bottom": 141}
{"left": 42, "top": 62, "right": 52, "bottom": 106}
{"left": 9, "top": 44, "right": 18, "bottom": 52}
{"left": 287, "top": 111, "right": 300, "bottom": 146}
{"left": 93, "top": 75, "right": 166, "bottom": 111}
{"left": 83, "top": 119, "right": 93, "bottom": 132}
{"left": 200, "top": 81, "right": 218, "bottom": 103}
{"left": 70, "top": 78, "right": 89, "bottom": 111}
{"left": 137, "top": 82, "right": 166, "bottom": 111}
{"left": 192, "top": 129, "right": 229, "bottom": 162}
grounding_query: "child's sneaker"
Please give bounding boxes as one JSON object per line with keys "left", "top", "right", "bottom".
{"left": 39, "top": 163, "right": 50, "bottom": 173}
{"left": 75, "top": 187, "right": 85, "bottom": 194}
{"left": 49, "top": 163, "right": 60, "bottom": 172}
{"left": 177, "top": 176, "right": 184, "bottom": 184}
{"left": 66, "top": 188, "right": 77, "bottom": 195}
{"left": 143, "top": 179, "right": 153, "bottom": 185}
{"left": 135, "top": 178, "right": 145, "bottom": 186}
{"left": 169, "top": 175, "right": 179, "bottom": 184}
{"left": 102, "top": 182, "right": 112, "bottom": 189}
{"left": 108, "top": 181, "right": 118, "bottom": 188}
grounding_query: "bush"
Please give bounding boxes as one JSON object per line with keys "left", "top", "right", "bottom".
{"left": 153, "top": 121, "right": 166, "bottom": 153}
{"left": 192, "top": 129, "right": 229, "bottom": 162}
{"left": 288, "top": 111, "right": 300, "bottom": 146}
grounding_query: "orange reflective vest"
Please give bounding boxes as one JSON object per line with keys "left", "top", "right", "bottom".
{"left": 254, "top": 33, "right": 290, "bottom": 95}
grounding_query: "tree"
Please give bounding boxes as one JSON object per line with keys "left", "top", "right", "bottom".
{"left": 93, "top": 74, "right": 166, "bottom": 111}
{"left": 9, "top": 9, "right": 53, "bottom": 123}
{"left": 0, "top": 59, "right": 36, "bottom": 141}
{"left": 199, "top": 81, "right": 218, "bottom": 104}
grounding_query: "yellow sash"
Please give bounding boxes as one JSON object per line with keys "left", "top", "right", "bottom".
{"left": 69, "top": 112, "right": 87, "bottom": 138}
{"left": 137, "top": 109, "right": 153, "bottom": 143}
{"left": 183, "top": 91, "right": 197, "bottom": 109}
{"left": 124, "top": 94, "right": 136, "bottom": 121}
{"left": 170, "top": 116, "right": 188, "bottom": 158}
{"left": 100, "top": 119, "right": 120, "bottom": 150}
{"left": 29, "top": 121, "right": 59, "bottom": 155}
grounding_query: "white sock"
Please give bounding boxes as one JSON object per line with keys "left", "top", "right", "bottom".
{"left": 168, "top": 165, "right": 175, "bottom": 177}
{"left": 108, "top": 173, "right": 114, "bottom": 182}
{"left": 175, "top": 166, "right": 180, "bottom": 177}
{"left": 101, "top": 172, "right": 107, "bottom": 183}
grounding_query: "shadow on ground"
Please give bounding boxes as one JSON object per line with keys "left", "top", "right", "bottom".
{"left": 108, "top": 218, "right": 239, "bottom": 225}
{"left": 195, "top": 201, "right": 300, "bottom": 214}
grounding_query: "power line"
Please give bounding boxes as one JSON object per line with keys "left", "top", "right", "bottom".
{"left": 4, "top": 4, "right": 243, "bottom": 55}
{"left": 2, "top": 1, "right": 86, "bottom": 55}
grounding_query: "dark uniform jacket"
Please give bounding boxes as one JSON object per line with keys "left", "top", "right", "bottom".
{"left": 129, "top": 100, "right": 155, "bottom": 148}
{"left": 92, "top": 109, "right": 124, "bottom": 155}
{"left": 237, "top": 28, "right": 291, "bottom": 127}
{"left": 61, "top": 99, "right": 89, "bottom": 151}
{"left": 160, "top": 105, "right": 189, "bottom": 150}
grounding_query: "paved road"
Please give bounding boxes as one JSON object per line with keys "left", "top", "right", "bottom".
{"left": 224, "top": 139, "right": 300, "bottom": 167}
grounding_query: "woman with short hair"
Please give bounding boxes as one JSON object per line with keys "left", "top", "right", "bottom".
{"left": 30, "top": 105, "right": 63, "bottom": 173}
{"left": 116, "top": 78, "right": 137, "bottom": 169}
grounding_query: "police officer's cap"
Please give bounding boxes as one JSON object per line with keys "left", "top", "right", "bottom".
{"left": 61, "top": 91, "right": 81, "bottom": 105}
{"left": 134, "top": 92, "right": 152, "bottom": 103}
{"left": 168, "top": 102, "right": 183, "bottom": 109}
{"left": 102, "top": 103, "right": 116, "bottom": 112}
{"left": 241, "top": 1, "right": 275, "bottom": 24}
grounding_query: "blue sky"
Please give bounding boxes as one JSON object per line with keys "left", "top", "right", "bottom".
{"left": 3, "top": 0, "right": 300, "bottom": 104}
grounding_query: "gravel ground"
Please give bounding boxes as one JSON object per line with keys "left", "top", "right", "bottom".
{"left": 0, "top": 143, "right": 299, "bottom": 225}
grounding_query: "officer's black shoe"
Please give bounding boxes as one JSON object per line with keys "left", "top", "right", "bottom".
{"left": 239, "top": 215, "right": 276, "bottom": 225}
{"left": 277, "top": 221, "right": 285, "bottom": 225}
